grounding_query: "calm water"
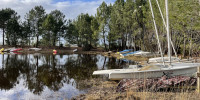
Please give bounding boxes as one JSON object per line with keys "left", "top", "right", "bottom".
{"left": 0, "top": 53, "right": 135, "bottom": 99}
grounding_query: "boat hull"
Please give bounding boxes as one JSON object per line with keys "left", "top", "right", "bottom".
{"left": 149, "top": 57, "right": 179, "bottom": 63}
{"left": 93, "top": 68, "right": 139, "bottom": 75}
{"left": 109, "top": 63, "right": 200, "bottom": 80}
{"left": 28, "top": 48, "right": 41, "bottom": 51}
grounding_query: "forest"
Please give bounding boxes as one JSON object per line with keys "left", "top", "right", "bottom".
{"left": 0, "top": 0, "right": 199, "bottom": 57}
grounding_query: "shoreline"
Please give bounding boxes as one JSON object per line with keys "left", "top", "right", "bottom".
{"left": 1, "top": 46, "right": 199, "bottom": 65}
{"left": 1, "top": 46, "right": 200, "bottom": 100}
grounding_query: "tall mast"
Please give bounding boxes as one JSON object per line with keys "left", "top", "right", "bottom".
{"left": 156, "top": 0, "right": 178, "bottom": 59}
{"left": 149, "top": 0, "right": 165, "bottom": 66}
{"left": 166, "top": 0, "right": 171, "bottom": 65}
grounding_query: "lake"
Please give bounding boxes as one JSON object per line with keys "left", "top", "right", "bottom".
{"left": 0, "top": 53, "right": 135, "bottom": 99}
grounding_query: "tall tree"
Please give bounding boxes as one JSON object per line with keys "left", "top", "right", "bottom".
{"left": 0, "top": 8, "right": 17, "bottom": 45}
{"left": 91, "top": 16, "right": 100, "bottom": 47}
{"left": 76, "top": 13, "right": 93, "bottom": 50}
{"left": 26, "top": 5, "right": 46, "bottom": 47}
{"left": 97, "top": 1, "right": 110, "bottom": 51}
{"left": 42, "top": 14, "right": 54, "bottom": 46}
{"left": 42, "top": 10, "right": 66, "bottom": 46}
{"left": 21, "top": 20, "right": 32, "bottom": 46}
{"left": 65, "top": 20, "right": 79, "bottom": 45}
{"left": 49, "top": 10, "right": 66, "bottom": 46}
{"left": 110, "top": 0, "right": 126, "bottom": 50}
{"left": 123, "top": 0, "right": 135, "bottom": 49}
{"left": 5, "top": 16, "right": 21, "bottom": 46}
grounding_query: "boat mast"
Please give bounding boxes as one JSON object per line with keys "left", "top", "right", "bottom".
{"left": 156, "top": 0, "right": 178, "bottom": 59}
{"left": 166, "top": 0, "right": 171, "bottom": 65}
{"left": 149, "top": 0, "right": 165, "bottom": 66}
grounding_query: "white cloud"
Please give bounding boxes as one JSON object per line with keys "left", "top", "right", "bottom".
{"left": 0, "top": 76, "right": 85, "bottom": 99}
{"left": 0, "top": 0, "right": 115, "bottom": 20}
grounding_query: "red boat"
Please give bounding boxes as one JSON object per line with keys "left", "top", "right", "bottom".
{"left": 10, "top": 48, "right": 22, "bottom": 52}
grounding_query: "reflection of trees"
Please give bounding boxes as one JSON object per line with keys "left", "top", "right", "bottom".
{"left": 0, "top": 68, "right": 13, "bottom": 90}
{"left": 65, "top": 54, "right": 98, "bottom": 81}
{"left": 0, "top": 54, "right": 65, "bottom": 94}
{"left": 106, "top": 57, "right": 133, "bottom": 69}
{"left": 64, "top": 54, "right": 98, "bottom": 90}
{"left": 27, "top": 54, "right": 65, "bottom": 94}
{"left": 0, "top": 54, "right": 31, "bottom": 90}
{"left": 27, "top": 64, "right": 64, "bottom": 94}
{"left": 0, "top": 54, "right": 132, "bottom": 95}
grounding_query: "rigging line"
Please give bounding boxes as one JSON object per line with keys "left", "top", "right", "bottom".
{"left": 155, "top": 0, "right": 178, "bottom": 60}
{"left": 165, "top": 0, "right": 172, "bottom": 65}
{"left": 149, "top": 0, "right": 165, "bottom": 66}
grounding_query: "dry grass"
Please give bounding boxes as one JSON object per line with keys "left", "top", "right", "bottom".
{"left": 125, "top": 91, "right": 200, "bottom": 100}
{"left": 73, "top": 78, "right": 200, "bottom": 100}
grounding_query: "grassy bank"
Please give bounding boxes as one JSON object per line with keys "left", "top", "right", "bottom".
{"left": 73, "top": 78, "right": 200, "bottom": 100}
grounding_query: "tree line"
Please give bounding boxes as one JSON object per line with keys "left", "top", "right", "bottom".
{"left": 0, "top": 0, "right": 200, "bottom": 56}
{"left": 0, "top": 6, "right": 66, "bottom": 47}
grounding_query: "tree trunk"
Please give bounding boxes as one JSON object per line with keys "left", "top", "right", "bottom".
{"left": 189, "top": 33, "right": 193, "bottom": 58}
{"left": 7, "top": 33, "right": 10, "bottom": 45}
{"left": 102, "top": 57, "right": 107, "bottom": 70}
{"left": 133, "top": 36, "right": 136, "bottom": 51}
{"left": 2, "top": 27, "right": 5, "bottom": 46}
{"left": 53, "top": 37, "right": 56, "bottom": 46}
{"left": 125, "top": 33, "right": 128, "bottom": 49}
{"left": 108, "top": 32, "right": 112, "bottom": 50}
{"left": 89, "top": 37, "right": 92, "bottom": 45}
{"left": 77, "top": 37, "right": 79, "bottom": 47}
{"left": 183, "top": 34, "right": 186, "bottom": 57}
{"left": 29, "top": 36, "right": 31, "bottom": 46}
{"left": 52, "top": 32, "right": 56, "bottom": 46}
{"left": 108, "top": 36, "right": 110, "bottom": 50}
{"left": 59, "top": 37, "right": 60, "bottom": 47}
{"left": 125, "top": 28, "right": 128, "bottom": 49}
{"left": 103, "top": 28, "right": 107, "bottom": 51}
{"left": 36, "top": 35, "right": 39, "bottom": 47}
{"left": 2, "top": 54, "right": 4, "bottom": 68}
{"left": 121, "top": 33, "right": 126, "bottom": 50}
{"left": 49, "top": 33, "right": 51, "bottom": 46}
{"left": 14, "top": 34, "right": 16, "bottom": 46}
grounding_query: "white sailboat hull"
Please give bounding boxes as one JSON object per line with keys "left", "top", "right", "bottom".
{"left": 149, "top": 57, "right": 179, "bottom": 63}
{"left": 93, "top": 69, "right": 138, "bottom": 75}
{"left": 93, "top": 65, "right": 140, "bottom": 75}
{"left": 109, "top": 63, "right": 200, "bottom": 80}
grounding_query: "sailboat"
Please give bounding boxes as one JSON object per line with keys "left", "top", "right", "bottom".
{"left": 93, "top": 0, "right": 200, "bottom": 80}
{"left": 109, "top": 0, "right": 200, "bottom": 80}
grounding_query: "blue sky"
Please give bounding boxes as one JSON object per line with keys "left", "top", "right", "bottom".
{"left": 0, "top": 0, "right": 115, "bottom": 20}
{"left": 54, "top": 0, "right": 110, "bottom": 2}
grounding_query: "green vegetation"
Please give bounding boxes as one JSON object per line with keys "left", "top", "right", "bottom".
{"left": 0, "top": 0, "right": 199, "bottom": 56}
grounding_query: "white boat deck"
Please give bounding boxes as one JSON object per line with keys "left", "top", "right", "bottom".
{"left": 149, "top": 57, "right": 180, "bottom": 63}
{"left": 93, "top": 68, "right": 139, "bottom": 75}
{"left": 108, "top": 63, "right": 200, "bottom": 80}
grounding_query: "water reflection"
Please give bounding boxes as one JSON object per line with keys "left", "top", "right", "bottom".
{"left": 0, "top": 54, "right": 134, "bottom": 99}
